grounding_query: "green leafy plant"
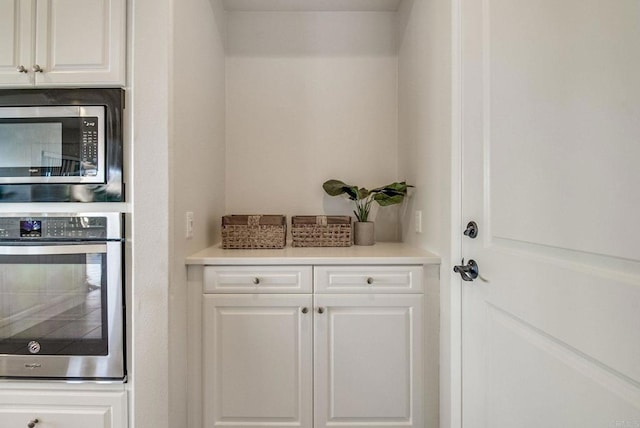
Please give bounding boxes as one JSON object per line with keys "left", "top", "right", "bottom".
{"left": 323, "top": 179, "right": 413, "bottom": 222}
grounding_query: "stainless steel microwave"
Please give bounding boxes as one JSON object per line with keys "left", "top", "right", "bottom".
{"left": 0, "top": 89, "right": 124, "bottom": 202}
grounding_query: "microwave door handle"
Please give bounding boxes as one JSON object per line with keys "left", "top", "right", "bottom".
{"left": 0, "top": 244, "right": 107, "bottom": 255}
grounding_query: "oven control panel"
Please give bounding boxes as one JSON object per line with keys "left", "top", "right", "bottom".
{"left": 0, "top": 216, "right": 107, "bottom": 239}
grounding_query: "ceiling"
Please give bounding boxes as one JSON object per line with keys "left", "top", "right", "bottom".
{"left": 222, "top": 0, "right": 403, "bottom": 12}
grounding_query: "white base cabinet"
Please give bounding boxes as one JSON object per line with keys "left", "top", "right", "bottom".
{"left": 0, "top": 388, "right": 127, "bottom": 428}
{"left": 314, "top": 294, "right": 423, "bottom": 428}
{"left": 203, "top": 294, "right": 313, "bottom": 428}
{"left": 189, "top": 245, "right": 439, "bottom": 428}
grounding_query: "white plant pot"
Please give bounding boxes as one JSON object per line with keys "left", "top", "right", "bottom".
{"left": 354, "top": 221, "right": 375, "bottom": 246}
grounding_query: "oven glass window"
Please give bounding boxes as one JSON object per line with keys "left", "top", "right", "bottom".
{"left": 0, "top": 251, "right": 108, "bottom": 355}
{"left": 0, "top": 123, "right": 63, "bottom": 168}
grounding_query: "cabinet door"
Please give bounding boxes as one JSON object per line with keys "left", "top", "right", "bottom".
{"left": 314, "top": 294, "right": 424, "bottom": 428}
{"left": 34, "top": 0, "right": 125, "bottom": 86}
{"left": 0, "top": 389, "right": 127, "bottom": 428}
{"left": 203, "top": 294, "right": 313, "bottom": 428}
{"left": 0, "top": 0, "right": 34, "bottom": 86}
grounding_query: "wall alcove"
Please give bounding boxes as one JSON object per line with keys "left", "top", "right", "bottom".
{"left": 160, "top": 1, "right": 451, "bottom": 427}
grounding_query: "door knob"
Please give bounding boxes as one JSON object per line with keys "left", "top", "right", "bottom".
{"left": 453, "top": 259, "right": 479, "bottom": 282}
{"left": 28, "top": 419, "right": 39, "bottom": 428}
{"left": 17, "top": 65, "right": 28, "bottom": 73}
{"left": 463, "top": 221, "right": 478, "bottom": 238}
{"left": 32, "top": 64, "right": 44, "bottom": 73}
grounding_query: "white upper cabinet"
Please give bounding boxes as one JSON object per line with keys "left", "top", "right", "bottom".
{"left": 0, "top": 0, "right": 33, "bottom": 86}
{"left": 0, "top": 0, "right": 125, "bottom": 87}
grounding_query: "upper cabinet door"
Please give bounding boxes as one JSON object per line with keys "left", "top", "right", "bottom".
{"left": 34, "top": 0, "right": 125, "bottom": 86}
{"left": 0, "top": 0, "right": 35, "bottom": 87}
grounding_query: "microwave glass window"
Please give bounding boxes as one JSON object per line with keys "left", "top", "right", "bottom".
{"left": 0, "top": 122, "right": 63, "bottom": 168}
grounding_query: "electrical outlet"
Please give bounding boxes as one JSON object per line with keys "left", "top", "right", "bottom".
{"left": 186, "top": 211, "right": 194, "bottom": 239}
{"left": 414, "top": 210, "right": 422, "bottom": 234}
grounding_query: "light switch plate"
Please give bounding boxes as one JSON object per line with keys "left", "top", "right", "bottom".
{"left": 186, "top": 211, "right": 194, "bottom": 239}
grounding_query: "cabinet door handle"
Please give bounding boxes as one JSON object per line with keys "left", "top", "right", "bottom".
{"left": 301, "top": 307, "right": 308, "bottom": 314}
{"left": 252, "top": 277, "right": 260, "bottom": 285}
{"left": 17, "top": 65, "right": 28, "bottom": 73}
{"left": 317, "top": 307, "right": 325, "bottom": 314}
{"left": 32, "top": 64, "right": 44, "bottom": 73}
{"left": 366, "top": 277, "right": 374, "bottom": 285}
{"left": 28, "top": 419, "right": 39, "bottom": 428}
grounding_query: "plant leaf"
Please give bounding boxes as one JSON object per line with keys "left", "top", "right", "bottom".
{"left": 325, "top": 179, "right": 413, "bottom": 211}
{"left": 357, "top": 187, "right": 371, "bottom": 199}
{"left": 386, "top": 181, "right": 412, "bottom": 192}
{"left": 323, "top": 179, "right": 349, "bottom": 196}
{"left": 344, "top": 186, "right": 359, "bottom": 200}
{"left": 374, "top": 193, "right": 405, "bottom": 206}
{"left": 372, "top": 181, "right": 412, "bottom": 193}
{"left": 323, "top": 179, "right": 358, "bottom": 200}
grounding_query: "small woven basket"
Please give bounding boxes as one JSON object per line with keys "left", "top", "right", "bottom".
{"left": 221, "top": 215, "right": 286, "bottom": 249}
{"left": 291, "top": 215, "right": 352, "bottom": 247}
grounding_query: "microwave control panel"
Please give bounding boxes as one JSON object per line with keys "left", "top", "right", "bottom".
{"left": 80, "top": 117, "right": 99, "bottom": 176}
{"left": 0, "top": 216, "right": 107, "bottom": 239}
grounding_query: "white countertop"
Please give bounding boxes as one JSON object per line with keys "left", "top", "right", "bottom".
{"left": 186, "top": 242, "right": 440, "bottom": 266}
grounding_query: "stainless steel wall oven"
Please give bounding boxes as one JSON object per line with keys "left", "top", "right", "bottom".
{"left": 0, "top": 89, "right": 124, "bottom": 202}
{"left": 0, "top": 212, "right": 125, "bottom": 381}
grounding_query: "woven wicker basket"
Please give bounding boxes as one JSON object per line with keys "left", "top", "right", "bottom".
{"left": 291, "top": 215, "right": 352, "bottom": 247}
{"left": 221, "top": 215, "right": 286, "bottom": 249}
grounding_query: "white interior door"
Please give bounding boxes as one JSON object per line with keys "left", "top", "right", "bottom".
{"left": 460, "top": 1, "right": 640, "bottom": 427}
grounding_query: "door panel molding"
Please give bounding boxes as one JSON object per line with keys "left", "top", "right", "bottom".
{"left": 484, "top": 0, "right": 640, "bottom": 261}
{"left": 488, "top": 303, "right": 640, "bottom": 406}
{"left": 491, "top": 237, "right": 640, "bottom": 284}
{"left": 485, "top": 306, "right": 640, "bottom": 427}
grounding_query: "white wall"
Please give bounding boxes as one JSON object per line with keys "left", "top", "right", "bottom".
{"left": 170, "top": 0, "right": 227, "bottom": 427}
{"left": 225, "top": 11, "right": 401, "bottom": 241}
{"left": 397, "top": 0, "right": 456, "bottom": 427}
{"left": 130, "top": 0, "right": 172, "bottom": 427}
{"left": 131, "top": 1, "right": 226, "bottom": 428}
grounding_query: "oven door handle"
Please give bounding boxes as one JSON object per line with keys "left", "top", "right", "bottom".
{"left": 0, "top": 244, "right": 107, "bottom": 255}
